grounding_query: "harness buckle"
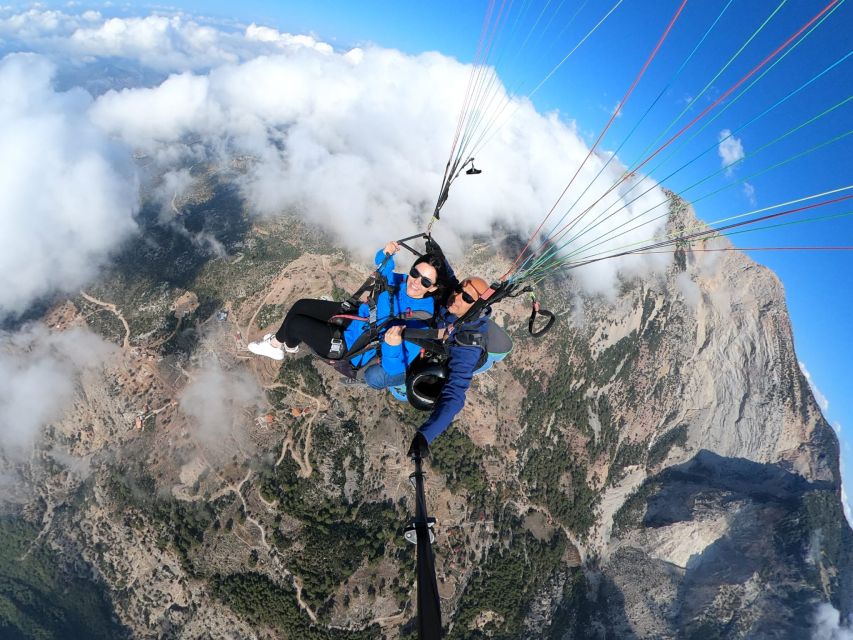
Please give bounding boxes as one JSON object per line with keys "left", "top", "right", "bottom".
{"left": 329, "top": 338, "right": 344, "bottom": 356}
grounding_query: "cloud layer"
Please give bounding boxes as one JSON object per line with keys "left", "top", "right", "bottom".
{"left": 179, "top": 363, "right": 264, "bottom": 447}
{"left": 0, "top": 9, "right": 332, "bottom": 72}
{"left": 813, "top": 603, "right": 853, "bottom": 640}
{"left": 0, "top": 324, "right": 116, "bottom": 459}
{"left": 2, "top": 7, "right": 672, "bottom": 312}
{"left": 0, "top": 53, "right": 139, "bottom": 318}
{"left": 85, "top": 29, "right": 671, "bottom": 294}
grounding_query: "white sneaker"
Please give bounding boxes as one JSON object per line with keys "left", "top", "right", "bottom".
{"left": 248, "top": 333, "right": 285, "bottom": 360}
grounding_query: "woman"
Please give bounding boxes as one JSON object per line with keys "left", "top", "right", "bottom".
{"left": 248, "top": 241, "right": 443, "bottom": 378}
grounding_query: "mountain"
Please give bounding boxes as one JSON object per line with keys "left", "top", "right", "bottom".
{"left": 1, "top": 173, "right": 849, "bottom": 639}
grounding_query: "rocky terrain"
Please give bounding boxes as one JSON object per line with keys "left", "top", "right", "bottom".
{"left": 1, "top": 172, "right": 850, "bottom": 639}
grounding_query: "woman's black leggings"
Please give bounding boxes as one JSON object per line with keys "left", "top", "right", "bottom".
{"left": 275, "top": 299, "right": 344, "bottom": 358}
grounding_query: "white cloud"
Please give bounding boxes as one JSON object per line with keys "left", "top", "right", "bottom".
{"left": 602, "top": 101, "right": 622, "bottom": 118}
{"left": 0, "top": 52, "right": 139, "bottom": 318}
{"left": 68, "top": 15, "right": 240, "bottom": 71}
{"left": 675, "top": 272, "right": 700, "bottom": 310}
{"left": 179, "top": 363, "right": 264, "bottom": 449}
{"left": 842, "top": 470, "right": 853, "bottom": 527}
{"left": 0, "top": 9, "right": 333, "bottom": 72}
{"left": 813, "top": 603, "right": 853, "bottom": 640}
{"left": 836, "top": 423, "right": 853, "bottom": 528}
{"left": 87, "top": 42, "right": 671, "bottom": 296}
{"left": 799, "top": 360, "right": 829, "bottom": 413}
{"left": 743, "top": 181, "right": 756, "bottom": 205}
{"left": 0, "top": 324, "right": 117, "bottom": 460}
{"left": 0, "top": 8, "right": 70, "bottom": 41}
{"left": 718, "top": 129, "right": 745, "bottom": 175}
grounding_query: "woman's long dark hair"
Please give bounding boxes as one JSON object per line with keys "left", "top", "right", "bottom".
{"left": 412, "top": 253, "right": 451, "bottom": 307}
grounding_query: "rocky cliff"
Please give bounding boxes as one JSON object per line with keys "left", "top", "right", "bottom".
{"left": 1, "top": 183, "right": 849, "bottom": 639}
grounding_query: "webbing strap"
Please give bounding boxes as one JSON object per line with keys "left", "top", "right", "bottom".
{"left": 403, "top": 328, "right": 450, "bottom": 357}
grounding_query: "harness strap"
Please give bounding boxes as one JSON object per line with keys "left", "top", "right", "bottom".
{"left": 404, "top": 327, "right": 445, "bottom": 341}
{"left": 528, "top": 296, "right": 556, "bottom": 337}
{"left": 453, "top": 329, "right": 488, "bottom": 369}
{"left": 340, "top": 251, "right": 396, "bottom": 317}
{"left": 453, "top": 330, "right": 484, "bottom": 348}
{"left": 335, "top": 308, "right": 438, "bottom": 365}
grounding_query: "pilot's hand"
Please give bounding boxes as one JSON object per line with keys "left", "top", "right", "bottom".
{"left": 384, "top": 325, "right": 404, "bottom": 346}
{"left": 383, "top": 241, "right": 400, "bottom": 256}
{"left": 408, "top": 432, "right": 430, "bottom": 459}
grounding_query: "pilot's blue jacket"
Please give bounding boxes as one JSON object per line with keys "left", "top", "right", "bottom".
{"left": 416, "top": 307, "right": 489, "bottom": 443}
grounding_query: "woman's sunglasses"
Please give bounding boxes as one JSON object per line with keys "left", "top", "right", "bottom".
{"left": 409, "top": 266, "right": 435, "bottom": 288}
{"left": 454, "top": 282, "right": 481, "bottom": 304}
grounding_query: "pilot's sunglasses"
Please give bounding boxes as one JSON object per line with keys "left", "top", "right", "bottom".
{"left": 455, "top": 282, "right": 481, "bottom": 304}
{"left": 409, "top": 266, "right": 435, "bottom": 288}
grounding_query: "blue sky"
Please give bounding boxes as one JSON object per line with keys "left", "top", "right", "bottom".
{"left": 23, "top": 0, "right": 853, "bottom": 494}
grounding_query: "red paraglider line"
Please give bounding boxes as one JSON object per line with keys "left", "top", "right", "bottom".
{"left": 516, "top": 0, "right": 841, "bottom": 277}
{"left": 503, "top": 0, "right": 690, "bottom": 280}
{"left": 561, "top": 193, "right": 853, "bottom": 269}
{"left": 635, "top": 246, "right": 853, "bottom": 254}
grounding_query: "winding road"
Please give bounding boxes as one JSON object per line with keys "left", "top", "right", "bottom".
{"left": 80, "top": 291, "right": 131, "bottom": 350}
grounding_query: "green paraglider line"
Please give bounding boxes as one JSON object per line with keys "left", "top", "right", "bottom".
{"left": 516, "top": 184, "right": 853, "bottom": 280}
{"left": 632, "top": 245, "right": 853, "bottom": 254}
{"left": 521, "top": 209, "right": 853, "bottom": 289}
{"left": 581, "top": 183, "right": 853, "bottom": 265}
{"left": 520, "top": 188, "right": 853, "bottom": 283}
{"left": 637, "top": 0, "right": 847, "bottom": 188}
{"left": 516, "top": 0, "right": 843, "bottom": 275}
{"left": 510, "top": 0, "right": 847, "bottom": 279}
{"left": 520, "top": 194, "right": 853, "bottom": 280}
{"left": 517, "top": 124, "right": 853, "bottom": 282}
{"left": 555, "top": 50, "right": 853, "bottom": 257}
{"left": 551, "top": 49, "right": 853, "bottom": 260}
{"left": 626, "top": 0, "right": 791, "bottom": 175}
{"left": 544, "top": 110, "right": 852, "bottom": 273}
{"left": 472, "top": 0, "right": 625, "bottom": 156}
{"left": 531, "top": 0, "right": 735, "bottom": 263}
{"left": 502, "top": 0, "right": 690, "bottom": 279}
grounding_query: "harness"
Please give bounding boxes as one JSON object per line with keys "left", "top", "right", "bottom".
{"left": 337, "top": 260, "right": 398, "bottom": 326}
{"left": 324, "top": 233, "right": 437, "bottom": 370}
{"left": 333, "top": 308, "right": 434, "bottom": 365}
{"left": 457, "top": 280, "right": 555, "bottom": 336}
{"left": 398, "top": 280, "right": 555, "bottom": 410}
{"left": 404, "top": 280, "right": 554, "bottom": 362}
{"left": 320, "top": 233, "right": 556, "bottom": 391}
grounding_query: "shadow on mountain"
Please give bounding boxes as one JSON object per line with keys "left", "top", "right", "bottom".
{"left": 643, "top": 449, "right": 835, "bottom": 529}
{"left": 0, "top": 514, "right": 130, "bottom": 640}
{"left": 547, "top": 565, "right": 640, "bottom": 640}
{"left": 113, "top": 180, "right": 248, "bottom": 290}
{"left": 589, "top": 449, "right": 853, "bottom": 639}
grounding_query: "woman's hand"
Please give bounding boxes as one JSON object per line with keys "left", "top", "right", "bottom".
{"left": 384, "top": 325, "right": 404, "bottom": 346}
{"left": 383, "top": 241, "right": 400, "bottom": 256}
